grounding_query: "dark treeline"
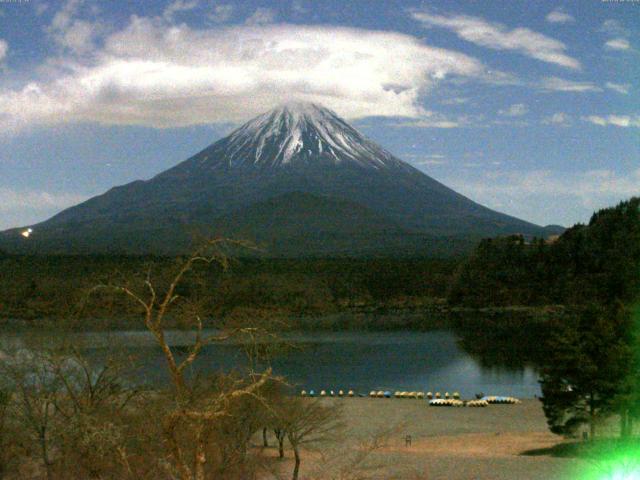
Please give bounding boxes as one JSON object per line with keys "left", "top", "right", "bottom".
{"left": 0, "top": 254, "right": 457, "bottom": 325}
{"left": 448, "top": 197, "right": 640, "bottom": 308}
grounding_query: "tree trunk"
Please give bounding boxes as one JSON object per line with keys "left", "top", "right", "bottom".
{"left": 292, "top": 446, "right": 301, "bottom": 480}
{"left": 263, "top": 427, "right": 268, "bottom": 447}
{"left": 589, "top": 396, "right": 596, "bottom": 441}
{"left": 194, "top": 425, "right": 207, "bottom": 480}
{"left": 620, "top": 409, "right": 629, "bottom": 438}
{"left": 39, "top": 428, "right": 52, "bottom": 480}
{"left": 164, "top": 416, "right": 193, "bottom": 480}
{"left": 274, "top": 429, "right": 285, "bottom": 458}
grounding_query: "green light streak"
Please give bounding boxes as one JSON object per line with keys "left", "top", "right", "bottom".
{"left": 571, "top": 302, "right": 640, "bottom": 480}
{"left": 576, "top": 442, "right": 640, "bottom": 480}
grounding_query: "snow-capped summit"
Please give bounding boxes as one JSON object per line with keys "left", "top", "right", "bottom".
{"left": 0, "top": 101, "right": 554, "bottom": 255}
{"left": 196, "top": 101, "right": 405, "bottom": 169}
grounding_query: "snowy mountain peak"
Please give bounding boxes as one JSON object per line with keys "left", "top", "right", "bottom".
{"left": 201, "top": 101, "right": 408, "bottom": 169}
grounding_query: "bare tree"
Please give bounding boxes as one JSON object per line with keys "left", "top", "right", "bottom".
{"left": 49, "top": 346, "right": 140, "bottom": 479}
{"left": 49, "top": 345, "right": 139, "bottom": 419}
{"left": 0, "top": 336, "right": 142, "bottom": 480}
{"left": 272, "top": 397, "right": 344, "bottom": 480}
{"left": 1, "top": 350, "right": 59, "bottom": 480}
{"left": 94, "top": 238, "right": 277, "bottom": 480}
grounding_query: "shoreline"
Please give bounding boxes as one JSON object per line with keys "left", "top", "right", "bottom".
{"left": 0, "top": 304, "right": 564, "bottom": 333}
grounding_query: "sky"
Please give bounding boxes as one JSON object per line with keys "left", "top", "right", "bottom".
{"left": 0, "top": 0, "right": 638, "bottom": 230}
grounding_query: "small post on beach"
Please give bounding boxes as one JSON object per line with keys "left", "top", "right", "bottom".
{"left": 405, "top": 435, "right": 412, "bottom": 447}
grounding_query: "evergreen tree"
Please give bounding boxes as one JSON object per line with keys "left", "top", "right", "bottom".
{"left": 613, "top": 301, "right": 640, "bottom": 438}
{"left": 449, "top": 197, "right": 640, "bottom": 308}
{"left": 539, "top": 305, "right": 633, "bottom": 439}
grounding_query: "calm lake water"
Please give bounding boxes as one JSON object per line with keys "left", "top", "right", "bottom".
{"left": 0, "top": 329, "right": 542, "bottom": 398}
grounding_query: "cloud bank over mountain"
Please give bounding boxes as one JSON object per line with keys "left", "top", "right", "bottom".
{"left": 0, "top": 18, "right": 488, "bottom": 131}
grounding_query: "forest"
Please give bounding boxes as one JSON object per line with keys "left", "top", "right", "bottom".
{"left": 449, "top": 198, "right": 640, "bottom": 440}
{"left": 448, "top": 197, "right": 640, "bottom": 309}
{"left": 0, "top": 254, "right": 457, "bottom": 328}
{"left": 1, "top": 198, "right": 639, "bottom": 330}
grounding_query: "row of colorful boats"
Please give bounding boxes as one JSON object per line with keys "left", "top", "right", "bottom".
{"left": 427, "top": 396, "right": 521, "bottom": 406}
{"left": 299, "top": 390, "right": 520, "bottom": 406}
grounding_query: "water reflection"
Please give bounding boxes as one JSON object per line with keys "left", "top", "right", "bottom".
{"left": 0, "top": 329, "right": 543, "bottom": 398}
{"left": 452, "top": 315, "right": 550, "bottom": 371}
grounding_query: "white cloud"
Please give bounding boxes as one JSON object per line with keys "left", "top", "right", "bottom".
{"left": 439, "top": 97, "right": 470, "bottom": 105}
{"left": 245, "top": 7, "right": 276, "bottom": 25}
{"left": 59, "top": 20, "right": 99, "bottom": 54}
{"left": 540, "top": 76, "right": 602, "bottom": 92}
{"left": 0, "top": 188, "right": 86, "bottom": 212}
{"left": 542, "top": 112, "right": 571, "bottom": 125}
{"left": 0, "top": 19, "right": 488, "bottom": 130}
{"left": 50, "top": 0, "right": 82, "bottom": 31}
{"left": 600, "top": 19, "right": 629, "bottom": 37}
{"left": 163, "top": 0, "right": 199, "bottom": 21}
{"left": 600, "top": 20, "right": 633, "bottom": 53}
{"left": 546, "top": 9, "right": 574, "bottom": 24}
{"left": 0, "top": 188, "right": 89, "bottom": 229}
{"left": 582, "top": 115, "right": 640, "bottom": 128}
{"left": 47, "top": 0, "right": 102, "bottom": 55}
{"left": 605, "top": 38, "right": 631, "bottom": 51}
{"left": 499, "top": 103, "right": 527, "bottom": 117}
{"left": 605, "top": 82, "right": 630, "bottom": 94}
{"left": 208, "top": 4, "right": 233, "bottom": 23}
{"left": 394, "top": 120, "right": 460, "bottom": 129}
{"left": 445, "top": 169, "right": 640, "bottom": 226}
{"left": 402, "top": 153, "right": 447, "bottom": 165}
{"left": 471, "top": 69, "right": 522, "bottom": 87}
{"left": 389, "top": 112, "right": 482, "bottom": 129}
{"left": 0, "top": 40, "right": 7, "bottom": 62}
{"left": 411, "top": 10, "right": 581, "bottom": 69}
{"left": 492, "top": 119, "right": 529, "bottom": 127}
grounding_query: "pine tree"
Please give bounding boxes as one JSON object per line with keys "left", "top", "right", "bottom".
{"left": 539, "top": 304, "right": 633, "bottom": 439}
{"left": 613, "top": 302, "right": 640, "bottom": 438}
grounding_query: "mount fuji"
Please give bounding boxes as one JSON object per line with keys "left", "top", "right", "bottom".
{"left": 0, "top": 102, "right": 560, "bottom": 256}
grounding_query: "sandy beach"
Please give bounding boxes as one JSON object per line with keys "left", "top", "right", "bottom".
{"left": 265, "top": 398, "right": 584, "bottom": 479}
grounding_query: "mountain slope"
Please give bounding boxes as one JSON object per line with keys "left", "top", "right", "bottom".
{"left": 0, "top": 102, "right": 553, "bottom": 256}
{"left": 207, "top": 192, "right": 478, "bottom": 256}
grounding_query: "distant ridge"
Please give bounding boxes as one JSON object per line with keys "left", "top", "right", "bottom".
{"left": 0, "top": 102, "right": 556, "bottom": 256}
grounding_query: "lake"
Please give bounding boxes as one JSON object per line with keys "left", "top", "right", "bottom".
{"left": 0, "top": 329, "right": 542, "bottom": 398}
